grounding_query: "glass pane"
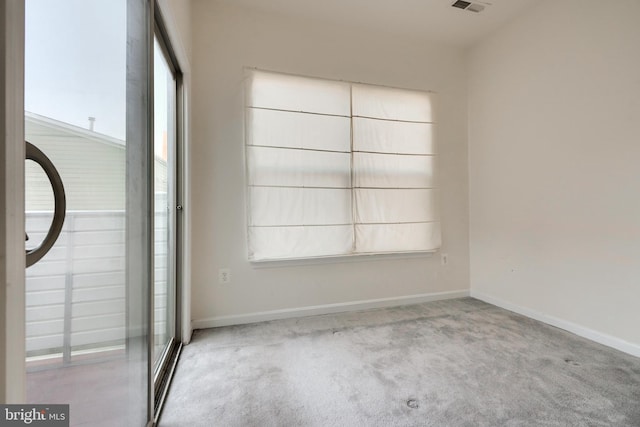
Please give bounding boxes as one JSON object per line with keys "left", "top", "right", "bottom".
{"left": 153, "top": 37, "right": 176, "bottom": 367}
{"left": 24, "top": 0, "right": 151, "bottom": 426}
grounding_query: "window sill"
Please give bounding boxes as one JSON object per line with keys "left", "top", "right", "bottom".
{"left": 249, "top": 250, "right": 438, "bottom": 269}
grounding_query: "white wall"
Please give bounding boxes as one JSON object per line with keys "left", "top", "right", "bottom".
{"left": 469, "top": 0, "right": 640, "bottom": 351}
{"left": 190, "top": 0, "right": 470, "bottom": 325}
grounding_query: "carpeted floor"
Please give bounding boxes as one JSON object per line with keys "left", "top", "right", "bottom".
{"left": 159, "top": 298, "right": 640, "bottom": 426}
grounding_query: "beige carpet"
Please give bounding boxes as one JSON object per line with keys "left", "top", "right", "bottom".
{"left": 160, "top": 298, "right": 640, "bottom": 426}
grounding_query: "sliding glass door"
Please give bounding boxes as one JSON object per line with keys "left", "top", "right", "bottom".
{"left": 22, "top": 0, "right": 181, "bottom": 425}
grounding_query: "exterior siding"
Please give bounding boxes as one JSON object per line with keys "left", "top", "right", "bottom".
{"left": 25, "top": 118, "right": 126, "bottom": 211}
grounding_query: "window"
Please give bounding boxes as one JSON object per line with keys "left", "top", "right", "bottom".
{"left": 245, "top": 70, "right": 441, "bottom": 261}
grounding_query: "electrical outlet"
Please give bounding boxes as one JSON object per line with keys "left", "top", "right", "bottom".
{"left": 441, "top": 253, "right": 448, "bottom": 265}
{"left": 219, "top": 268, "right": 231, "bottom": 284}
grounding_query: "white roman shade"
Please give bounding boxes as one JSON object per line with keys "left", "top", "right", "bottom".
{"left": 245, "top": 70, "right": 441, "bottom": 261}
{"left": 351, "top": 84, "right": 441, "bottom": 254}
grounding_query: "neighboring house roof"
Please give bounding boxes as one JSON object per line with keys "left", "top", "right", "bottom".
{"left": 25, "top": 111, "right": 126, "bottom": 149}
{"left": 25, "top": 112, "right": 167, "bottom": 212}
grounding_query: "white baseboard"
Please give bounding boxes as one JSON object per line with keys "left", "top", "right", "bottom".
{"left": 192, "top": 289, "right": 470, "bottom": 329}
{"left": 471, "top": 290, "right": 640, "bottom": 358}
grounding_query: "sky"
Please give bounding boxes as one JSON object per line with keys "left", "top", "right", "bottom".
{"left": 25, "top": 0, "right": 172, "bottom": 151}
{"left": 26, "top": 0, "right": 127, "bottom": 140}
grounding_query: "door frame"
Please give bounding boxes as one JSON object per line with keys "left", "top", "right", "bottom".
{"left": 154, "top": 0, "right": 192, "bottom": 350}
{"left": 1, "top": 0, "right": 26, "bottom": 403}
{"left": 151, "top": 4, "right": 185, "bottom": 419}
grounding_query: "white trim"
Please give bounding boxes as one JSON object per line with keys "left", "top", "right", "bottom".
{"left": 179, "top": 69, "right": 192, "bottom": 344}
{"left": 251, "top": 250, "right": 436, "bottom": 268}
{"left": 1, "top": 0, "right": 26, "bottom": 403}
{"left": 470, "top": 290, "right": 640, "bottom": 358}
{"left": 193, "top": 289, "right": 469, "bottom": 329}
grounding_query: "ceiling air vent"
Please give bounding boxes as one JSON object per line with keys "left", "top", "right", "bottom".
{"left": 451, "top": 0, "right": 472, "bottom": 9}
{"left": 451, "top": 0, "right": 488, "bottom": 13}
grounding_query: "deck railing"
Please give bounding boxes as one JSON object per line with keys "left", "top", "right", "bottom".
{"left": 26, "top": 210, "right": 167, "bottom": 365}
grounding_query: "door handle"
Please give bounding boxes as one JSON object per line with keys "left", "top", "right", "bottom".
{"left": 25, "top": 141, "right": 66, "bottom": 268}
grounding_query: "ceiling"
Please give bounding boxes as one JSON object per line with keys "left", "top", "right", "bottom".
{"left": 216, "top": 0, "right": 537, "bottom": 47}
